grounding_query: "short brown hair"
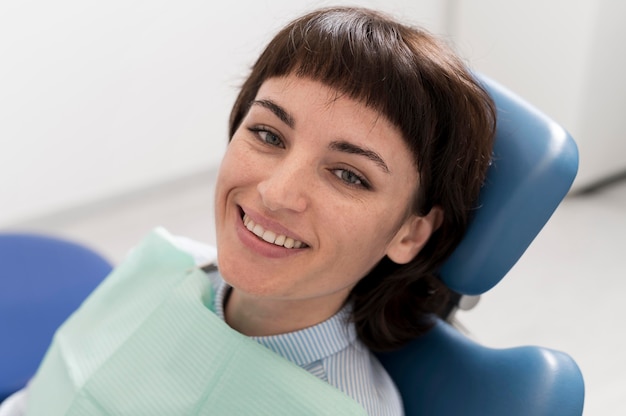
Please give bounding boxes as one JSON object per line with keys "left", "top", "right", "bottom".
{"left": 229, "top": 7, "right": 496, "bottom": 351}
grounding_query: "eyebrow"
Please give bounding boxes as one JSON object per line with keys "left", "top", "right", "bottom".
{"left": 251, "top": 99, "right": 295, "bottom": 128}
{"left": 251, "top": 99, "right": 389, "bottom": 174}
{"left": 329, "top": 141, "right": 390, "bottom": 174}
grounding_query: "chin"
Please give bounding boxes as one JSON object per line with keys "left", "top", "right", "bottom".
{"left": 217, "top": 254, "right": 283, "bottom": 297}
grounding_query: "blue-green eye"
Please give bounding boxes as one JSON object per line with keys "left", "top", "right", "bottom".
{"left": 333, "top": 169, "right": 370, "bottom": 189}
{"left": 256, "top": 130, "right": 285, "bottom": 147}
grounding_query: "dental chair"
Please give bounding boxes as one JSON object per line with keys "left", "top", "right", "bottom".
{"left": 377, "top": 74, "right": 584, "bottom": 415}
{"left": 0, "top": 233, "right": 112, "bottom": 402}
{"left": 0, "top": 73, "right": 584, "bottom": 415}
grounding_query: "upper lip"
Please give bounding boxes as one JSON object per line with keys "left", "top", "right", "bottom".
{"left": 239, "top": 206, "right": 310, "bottom": 247}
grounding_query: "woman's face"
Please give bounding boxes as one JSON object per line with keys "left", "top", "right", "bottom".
{"left": 215, "top": 75, "right": 436, "bottom": 312}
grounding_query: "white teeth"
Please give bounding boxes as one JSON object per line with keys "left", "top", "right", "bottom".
{"left": 252, "top": 224, "right": 264, "bottom": 238}
{"left": 262, "top": 230, "right": 276, "bottom": 243}
{"left": 242, "top": 214, "right": 306, "bottom": 249}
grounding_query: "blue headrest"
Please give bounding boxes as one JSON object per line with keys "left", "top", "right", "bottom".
{"left": 439, "top": 75, "right": 578, "bottom": 295}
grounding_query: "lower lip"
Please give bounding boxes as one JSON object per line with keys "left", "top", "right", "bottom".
{"left": 235, "top": 212, "right": 306, "bottom": 259}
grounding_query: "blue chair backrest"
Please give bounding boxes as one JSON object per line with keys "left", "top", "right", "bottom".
{"left": 0, "top": 233, "right": 113, "bottom": 401}
{"left": 378, "top": 74, "right": 584, "bottom": 415}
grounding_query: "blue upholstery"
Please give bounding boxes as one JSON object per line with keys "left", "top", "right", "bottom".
{"left": 379, "top": 320, "right": 585, "bottom": 415}
{"left": 377, "top": 74, "right": 584, "bottom": 415}
{"left": 0, "top": 233, "right": 112, "bottom": 402}
{"left": 440, "top": 75, "right": 579, "bottom": 295}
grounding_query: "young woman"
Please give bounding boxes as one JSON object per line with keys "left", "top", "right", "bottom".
{"left": 0, "top": 6, "right": 495, "bottom": 416}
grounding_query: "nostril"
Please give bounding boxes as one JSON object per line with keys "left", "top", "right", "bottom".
{"left": 257, "top": 173, "right": 308, "bottom": 213}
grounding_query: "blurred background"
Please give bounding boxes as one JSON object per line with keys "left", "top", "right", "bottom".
{"left": 1, "top": 0, "right": 624, "bottom": 413}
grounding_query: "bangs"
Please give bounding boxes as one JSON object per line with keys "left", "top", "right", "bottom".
{"left": 229, "top": 8, "right": 428, "bottom": 142}
{"left": 268, "top": 9, "right": 418, "bottom": 124}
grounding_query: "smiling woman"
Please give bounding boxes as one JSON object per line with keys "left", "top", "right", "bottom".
{"left": 226, "top": 7, "right": 496, "bottom": 352}
{"left": 0, "top": 6, "right": 496, "bottom": 416}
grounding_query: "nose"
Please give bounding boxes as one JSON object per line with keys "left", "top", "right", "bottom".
{"left": 257, "top": 156, "right": 310, "bottom": 213}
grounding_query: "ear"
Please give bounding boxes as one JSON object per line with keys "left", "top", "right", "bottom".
{"left": 385, "top": 206, "right": 443, "bottom": 264}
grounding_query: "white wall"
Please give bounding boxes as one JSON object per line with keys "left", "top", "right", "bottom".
{"left": 450, "top": 0, "right": 626, "bottom": 190}
{"left": 4, "top": 0, "right": 623, "bottom": 226}
{"left": 0, "top": 0, "right": 445, "bottom": 227}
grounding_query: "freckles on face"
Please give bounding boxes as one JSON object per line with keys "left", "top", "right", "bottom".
{"left": 214, "top": 75, "right": 419, "bottom": 303}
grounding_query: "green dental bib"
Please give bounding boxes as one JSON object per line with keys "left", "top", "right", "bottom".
{"left": 25, "top": 229, "right": 367, "bottom": 415}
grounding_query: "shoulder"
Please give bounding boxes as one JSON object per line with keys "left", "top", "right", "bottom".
{"left": 0, "top": 387, "right": 28, "bottom": 416}
{"left": 166, "top": 232, "right": 217, "bottom": 266}
{"left": 323, "top": 340, "right": 404, "bottom": 416}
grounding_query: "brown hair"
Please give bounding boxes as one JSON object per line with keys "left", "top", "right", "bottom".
{"left": 229, "top": 7, "right": 496, "bottom": 351}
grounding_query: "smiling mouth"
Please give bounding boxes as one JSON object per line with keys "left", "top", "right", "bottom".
{"left": 242, "top": 213, "right": 308, "bottom": 249}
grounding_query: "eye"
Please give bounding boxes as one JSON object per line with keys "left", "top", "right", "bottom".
{"left": 248, "top": 127, "right": 285, "bottom": 148}
{"left": 332, "top": 169, "right": 370, "bottom": 189}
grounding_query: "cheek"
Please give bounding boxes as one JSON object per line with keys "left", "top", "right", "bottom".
{"left": 344, "top": 200, "right": 412, "bottom": 262}
{"left": 327, "top": 205, "right": 398, "bottom": 260}
{"left": 217, "top": 141, "right": 256, "bottom": 190}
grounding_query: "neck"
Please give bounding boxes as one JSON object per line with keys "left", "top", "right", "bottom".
{"left": 224, "top": 288, "right": 347, "bottom": 337}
